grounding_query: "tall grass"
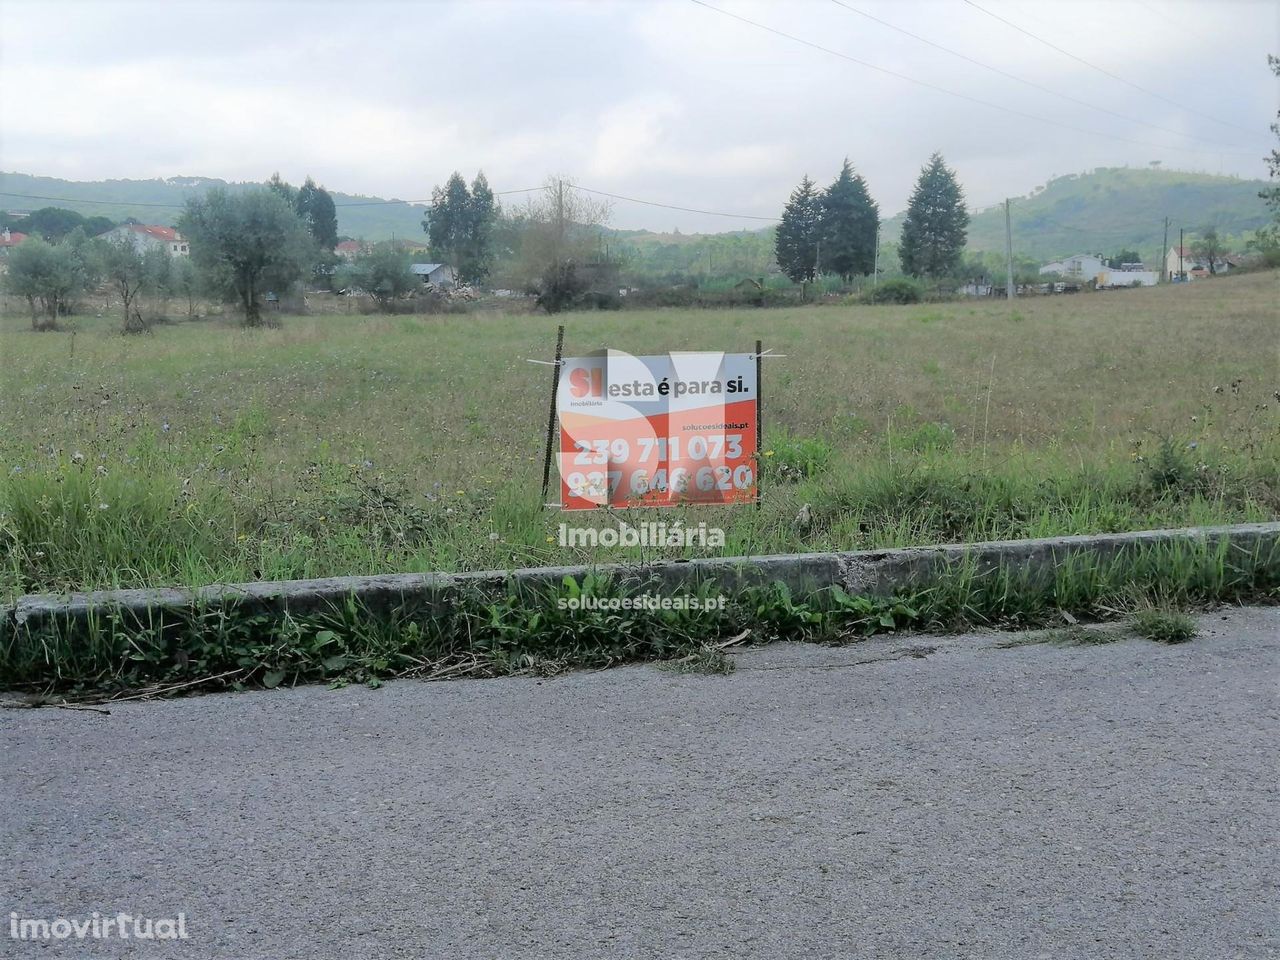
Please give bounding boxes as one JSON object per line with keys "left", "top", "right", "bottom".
{"left": 3, "top": 537, "right": 1275, "bottom": 695}
{"left": 1, "top": 270, "right": 1276, "bottom": 602}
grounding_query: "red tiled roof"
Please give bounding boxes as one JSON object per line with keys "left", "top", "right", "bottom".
{"left": 129, "top": 224, "right": 182, "bottom": 242}
{"left": 0, "top": 230, "right": 27, "bottom": 247}
{"left": 335, "top": 240, "right": 361, "bottom": 253}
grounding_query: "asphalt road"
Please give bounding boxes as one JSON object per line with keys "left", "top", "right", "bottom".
{"left": 3, "top": 607, "right": 1278, "bottom": 960}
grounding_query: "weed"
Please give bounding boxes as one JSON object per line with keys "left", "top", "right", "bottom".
{"left": 763, "top": 433, "right": 833, "bottom": 483}
{"left": 2, "top": 536, "right": 1270, "bottom": 696}
{"left": 1131, "top": 607, "right": 1198, "bottom": 643}
{"left": 661, "top": 645, "right": 736, "bottom": 675}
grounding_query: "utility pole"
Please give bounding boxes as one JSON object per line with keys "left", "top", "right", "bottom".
{"left": 1179, "top": 227, "right": 1184, "bottom": 281}
{"left": 1004, "top": 198, "right": 1015, "bottom": 300}
{"left": 554, "top": 178, "right": 565, "bottom": 271}
{"left": 1161, "top": 216, "right": 1169, "bottom": 282}
{"left": 873, "top": 222, "right": 880, "bottom": 287}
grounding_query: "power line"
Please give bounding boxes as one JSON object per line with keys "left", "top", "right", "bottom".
{"left": 0, "top": 191, "right": 184, "bottom": 209}
{"left": 826, "top": 0, "right": 1249, "bottom": 152}
{"left": 961, "top": 0, "right": 1263, "bottom": 139}
{"left": 336, "top": 187, "right": 543, "bottom": 206}
{"left": 688, "top": 0, "right": 1256, "bottom": 159}
{"left": 571, "top": 184, "right": 776, "bottom": 221}
{"left": 0, "top": 187, "right": 544, "bottom": 210}
{"left": 0, "top": 184, "right": 777, "bottom": 223}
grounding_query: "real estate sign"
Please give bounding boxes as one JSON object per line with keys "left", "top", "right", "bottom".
{"left": 556, "top": 350, "right": 758, "bottom": 510}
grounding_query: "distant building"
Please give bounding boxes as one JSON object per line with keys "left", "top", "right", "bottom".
{"left": 1096, "top": 270, "right": 1159, "bottom": 288}
{"left": 1165, "top": 245, "right": 1236, "bottom": 281}
{"left": 0, "top": 228, "right": 28, "bottom": 255}
{"left": 1038, "top": 253, "right": 1105, "bottom": 280}
{"left": 99, "top": 224, "right": 189, "bottom": 257}
{"left": 334, "top": 240, "right": 363, "bottom": 260}
{"left": 410, "top": 263, "right": 456, "bottom": 287}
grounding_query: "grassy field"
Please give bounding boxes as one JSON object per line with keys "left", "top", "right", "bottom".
{"left": 1, "top": 270, "right": 1277, "bottom": 604}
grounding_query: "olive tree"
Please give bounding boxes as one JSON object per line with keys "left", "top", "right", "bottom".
{"left": 338, "top": 242, "right": 416, "bottom": 310}
{"left": 3, "top": 237, "right": 84, "bottom": 330}
{"left": 179, "top": 188, "right": 311, "bottom": 326}
{"left": 99, "top": 236, "right": 151, "bottom": 333}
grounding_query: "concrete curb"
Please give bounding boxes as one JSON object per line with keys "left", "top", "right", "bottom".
{"left": 5, "top": 522, "right": 1278, "bottom": 634}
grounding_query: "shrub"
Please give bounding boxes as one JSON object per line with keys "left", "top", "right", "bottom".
{"left": 861, "top": 277, "right": 923, "bottom": 304}
{"left": 536, "top": 261, "right": 589, "bottom": 313}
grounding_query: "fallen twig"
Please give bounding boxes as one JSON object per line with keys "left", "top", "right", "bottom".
{"left": 103, "top": 668, "right": 246, "bottom": 704}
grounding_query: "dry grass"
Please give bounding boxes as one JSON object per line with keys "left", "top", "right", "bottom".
{"left": 0, "top": 271, "right": 1276, "bottom": 600}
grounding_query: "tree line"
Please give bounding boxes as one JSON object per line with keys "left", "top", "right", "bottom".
{"left": 4, "top": 151, "right": 983, "bottom": 329}
{"left": 775, "top": 152, "right": 969, "bottom": 284}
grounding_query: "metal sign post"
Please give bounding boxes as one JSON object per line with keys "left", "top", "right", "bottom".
{"left": 539, "top": 325, "right": 565, "bottom": 504}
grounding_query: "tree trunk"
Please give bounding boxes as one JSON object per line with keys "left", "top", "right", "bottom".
{"left": 243, "top": 292, "right": 261, "bottom": 326}
{"left": 239, "top": 276, "right": 262, "bottom": 327}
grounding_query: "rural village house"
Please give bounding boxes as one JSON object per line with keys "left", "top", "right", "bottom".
{"left": 1164, "top": 245, "right": 1236, "bottom": 281}
{"left": 1038, "top": 253, "right": 1105, "bottom": 279}
{"left": 334, "top": 240, "right": 363, "bottom": 259}
{"left": 0, "top": 227, "right": 28, "bottom": 256}
{"left": 98, "top": 223, "right": 189, "bottom": 257}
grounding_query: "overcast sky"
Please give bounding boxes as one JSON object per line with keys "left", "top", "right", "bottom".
{"left": 0, "top": 0, "right": 1275, "bottom": 231}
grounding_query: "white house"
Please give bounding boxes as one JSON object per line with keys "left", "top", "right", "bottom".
{"left": 99, "top": 224, "right": 189, "bottom": 257}
{"left": 1164, "top": 245, "right": 1235, "bottom": 281}
{"left": 1039, "top": 254, "right": 1105, "bottom": 280}
{"left": 410, "top": 263, "right": 456, "bottom": 287}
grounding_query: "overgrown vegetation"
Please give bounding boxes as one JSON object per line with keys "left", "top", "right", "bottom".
{"left": 1, "top": 272, "right": 1276, "bottom": 604}
{"left": 861, "top": 277, "right": 923, "bottom": 304}
{"left": 1, "top": 536, "right": 1273, "bottom": 696}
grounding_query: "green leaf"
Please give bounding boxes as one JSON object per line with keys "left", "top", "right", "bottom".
{"left": 322, "top": 655, "right": 349, "bottom": 672}
{"left": 263, "top": 669, "right": 286, "bottom": 689}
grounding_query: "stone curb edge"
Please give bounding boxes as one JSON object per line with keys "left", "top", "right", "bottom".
{"left": 5, "top": 522, "right": 1279, "bottom": 631}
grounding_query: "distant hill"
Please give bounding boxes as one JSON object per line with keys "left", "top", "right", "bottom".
{"left": 0, "top": 172, "right": 428, "bottom": 242}
{"left": 885, "top": 166, "right": 1271, "bottom": 262}
{"left": 2, "top": 166, "right": 1271, "bottom": 266}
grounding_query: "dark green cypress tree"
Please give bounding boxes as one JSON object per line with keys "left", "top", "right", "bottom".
{"left": 820, "top": 159, "right": 879, "bottom": 280}
{"left": 899, "top": 152, "right": 969, "bottom": 279}
{"left": 774, "top": 175, "right": 823, "bottom": 283}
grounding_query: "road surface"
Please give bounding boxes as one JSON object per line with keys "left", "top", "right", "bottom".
{"left": 3, "top": 607, "right": 1278, "bottom": 959}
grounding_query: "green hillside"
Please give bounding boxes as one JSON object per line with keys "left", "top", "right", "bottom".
{"left": 2, "top": 166, "right": 1271, "bottom": 266}
{"left": 0, "top": 172, "right": 428, "bottom": 242}
{"left": 886, "top": 167, "right": 1270, "bottom": 262}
